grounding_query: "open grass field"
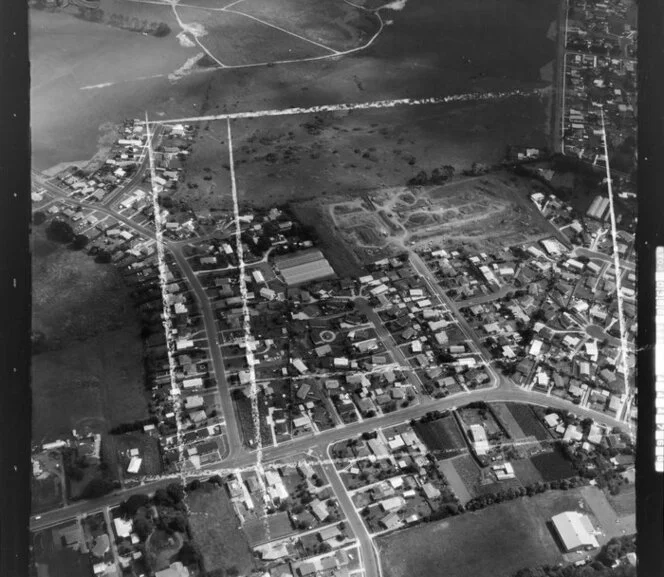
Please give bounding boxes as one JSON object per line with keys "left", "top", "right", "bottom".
{"left": 32, "top": 224, "right": 148, "bottom": 442}
{"left": 378, "top": 492, "right": 564, "bottom": 577}
{"left": 32, "top": 225, "right": 139, "bottom": 349}
{"left": 505, "top": 403, "right": 551, "bottom": 442}
{"left": 32, "top": 326, "right": 148, "bottom": 442}
{"left": 187, "top": 483, "right": 256, "bottom": 575}
{"left": 32, "top": 0, "right": 557, "bottom": 178}
{"left": 238, "top": 0, "right": 379, "bottom": 52}
{"left": 530, "top": 447, "right": 576, "bottom": 482}
{"left": 31, "top": 476, "right": 64, "bottom": 514}
{"left": 378, "top": 486, "right": 625, "bottom": 577}
{"left": 607, "top": 484, "right": 635, "bottom": 518}
{"left": 413, "top": 416, "right": 467, "bottom": 458}
{"left": 177, "top": 6, "right": 330, "bottom": 66}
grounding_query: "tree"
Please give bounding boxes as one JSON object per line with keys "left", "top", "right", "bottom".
{"left": 80, "top": 477, "right": 115, "bottom": 500}
{"left": 167, "top": 482, "right": 186, "bottom": 504}
{"left": 71, "top": 234, "right": 89, "bottom": 250}
{"left": 121, "top": 494, "right": 150, "bottom": 517}
{"left": 133, "top": 517, "right": 153, "bottom": 541}
{"left": 95, "top": 251, "right": 112, "bottom": 264}
{"left": 153, "top": 488, "right": 174, "bottom": 507}
{"left": 46, "top": 219, "right": 74, "bottom": 243}
{"left": 33, "top": 211, "right": 47, "bottom": 226}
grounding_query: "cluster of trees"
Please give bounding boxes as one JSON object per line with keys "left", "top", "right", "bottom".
{"left": 464, "top": 476, "right": 586, "bottom": 512}
{"left": 407, "top": 165, "right": 455, "bottom": 186}
{"left": 514, "top": 535, "right": 636, "bottom": 577}
{"left": 44, "top": 219, "right": 90, "bottom": 251}
{"left": 560, "top": 443, "right": 632, "bottom": 495}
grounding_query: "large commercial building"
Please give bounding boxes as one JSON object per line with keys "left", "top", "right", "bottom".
{"left": 551, "top": 511, "right": 600, "bottom": 552}
{"left": 275, "top": 249, "right": 335, "bottom": 286}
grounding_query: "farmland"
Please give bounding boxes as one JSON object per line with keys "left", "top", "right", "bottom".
{"left": 530, "top": 447, "right": 576, "bottom": 482}
{"left": 187, "top": 483, "right": 256, "bottom": 575}
{"left": 505, "top": 403, "right": 551, "bottom": 442}
{"left": 378, "top": 486, "right": 625, "bottom": 577}
{"left": 32, "top": 0, "right": 558, "bottom": 178}
{"left": 413, "top": 415, "right": 467, "bottom": 459}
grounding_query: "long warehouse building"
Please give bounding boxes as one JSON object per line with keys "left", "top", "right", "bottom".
{"left": 275, "top": 249, "right": 336, "bottom": 286}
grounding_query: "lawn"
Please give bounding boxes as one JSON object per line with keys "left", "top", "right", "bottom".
{"left": 505, "top": 403, "right": 551, "bottom": 441}
{"left": 413, "top": 416, "right": 467, "bottom": 458}
{"left": 187, "top": 483, "right": 256, "bottom": 575}
{"left": 530, "top": 447, "right": 575, "bottom": 482}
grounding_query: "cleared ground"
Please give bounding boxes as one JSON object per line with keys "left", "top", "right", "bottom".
{"left": 187, "top": 483, "right": 256, "bottom": 575}
{"left": 378, "top": 486, "right": 624, "bottom": 577}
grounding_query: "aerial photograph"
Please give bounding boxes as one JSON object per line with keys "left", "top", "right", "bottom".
{"left": 28, "top": 0, "right": 639, "bottom": 576}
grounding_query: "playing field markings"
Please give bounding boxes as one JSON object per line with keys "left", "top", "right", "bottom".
{"left": 225, "top": 8, "right": 341, "bottom": 54}
{"left": 598, "top": 108, "right": 631, "bottom": 423}
{"left": 144, "top": 88, "right": 538, "bottom": 125}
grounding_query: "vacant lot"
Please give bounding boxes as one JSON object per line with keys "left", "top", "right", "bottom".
{"left": 187, "top": 483, "right": 255, "bottom": 575}
{"left": 413, "top": 416, "right": 467, "bottom": 458}
{"left": 530, "top": 447, "right": 576, "bottom": 482}
{"left": 506, "top": 403, "right": 550, "bottom": 441}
